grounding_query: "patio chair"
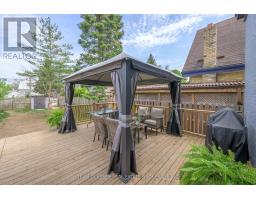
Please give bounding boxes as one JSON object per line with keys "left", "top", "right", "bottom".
{"left": 92, "top": 114, "right": 108, "bottom": 148}
{"left": 144, "top": 107, "right": 164, "bottom": 136}
{"left": 133, "top": 106, "right": 149, "bottom": 122}
{"left": 104, "top": 117, "right": 119, "bottom": 151}
{"left": 105, "top": 118, "right": 137, "bottom": 150}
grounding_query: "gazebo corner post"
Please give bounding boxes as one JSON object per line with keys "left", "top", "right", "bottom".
{"left": 166, "top": 81, "right": 182, "bottom": 136}
{"left": 108, "top": 59, "right": 138, "bottom": 183}
{"left": 58, "top": 82, "right": 77, "bottom": 134}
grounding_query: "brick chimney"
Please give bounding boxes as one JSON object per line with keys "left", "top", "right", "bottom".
{"left": 202, "top": 23, "right": 217, "bottom": 82}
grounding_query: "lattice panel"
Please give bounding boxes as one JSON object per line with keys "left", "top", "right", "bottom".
{"left": 137, "top": 94, "right": 159, "bottom": 101}
{"left": 195, "top": 93, "right": 237, "bottom": 105}
{"left": 181, "top": 94, "right": 192, "bottom": 104}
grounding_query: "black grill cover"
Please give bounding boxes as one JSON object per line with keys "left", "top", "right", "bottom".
{"left": 206, "top": 107, "right": 249, "bottom": 163}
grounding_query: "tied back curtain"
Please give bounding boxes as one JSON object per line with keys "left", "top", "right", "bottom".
{"left": 108, "top": 61, "right": 138, "bottom": 182}
{"left": 58, "top": 82, "right": 77, "bottom": 133}
{"left": 166, "top": 81, "right": 181, "bottom": 136}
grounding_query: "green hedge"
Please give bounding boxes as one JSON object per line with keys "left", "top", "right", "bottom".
{"left": 180, "top": 145, "right": 256, "bottom": 185}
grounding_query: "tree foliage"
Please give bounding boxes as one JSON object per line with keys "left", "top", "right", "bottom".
{"left": 17, "top": 17, "right": 74, "bottom": 97}
{"left": 77, "top": 14, "right": 123, "bottom": 100}
{"left": 89, "top": 86, "right": 106, "bottom": 102}
{"left": 146, "top": 53, "right": 158, "bottom": 66}
{"left": 180, "top": 145, "right": 256, "bottom": 185}
{"left": 74, "top": 86, "right": 91, "bottom": 98}
{"left": 170, "top": 69, "right": 188, "bottom": 84}
{"left": 74, "top": 86, "right": 106, "bottom": 102}
{"left": 78, "top": 14, "right": 124, "bottom": 66}
{"left": 0, "top": 80, "right": 11, "bottom": 99}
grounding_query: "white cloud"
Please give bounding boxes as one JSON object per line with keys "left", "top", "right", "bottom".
{"left": 122, "top": 15, "right": 203, "bottom": 48}
{"left": 157, "top": 58, "right": 183, "bottom": 66}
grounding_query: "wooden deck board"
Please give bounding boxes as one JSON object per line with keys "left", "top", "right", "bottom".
{"left": 0, "top": 124, "right": 204, "bottom": 185}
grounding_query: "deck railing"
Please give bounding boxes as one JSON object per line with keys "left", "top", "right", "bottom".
{"left": 181, "top": 108, "right": 214, "bottom": 136}
{"left": 72, "top": 102, "right": 116, "bottom": 124}
{"left": 71, "top": 101, "right": 218, "bottom": 137}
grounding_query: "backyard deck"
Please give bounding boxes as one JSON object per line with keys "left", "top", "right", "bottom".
{"left": 0, "top": 124, "right": 204, "bottom": 185}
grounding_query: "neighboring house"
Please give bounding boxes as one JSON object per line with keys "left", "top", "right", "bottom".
{"left": 6, "top": 78, "right": 40, "bottom": 98}
{"left": 18, "top": 78, "right": 35, "bottom": 97}
{"left": 182, "top": 15, "right": 245, "bottom": 83}
{"left": 6, "top": 89, "right": 25, "bottom": 98}
{"left": 131, "top": 16, "right": 246, "bottom": 106}
{"left": 177, "top": 15, "right": 246, "bottom": 106}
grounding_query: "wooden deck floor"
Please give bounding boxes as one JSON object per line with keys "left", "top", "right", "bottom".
{"left": 0, "top": 124, "right": 204, "bottom": 185}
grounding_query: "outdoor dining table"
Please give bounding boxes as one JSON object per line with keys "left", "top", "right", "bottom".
{"left": 130, "top": 122, "right": 148, "bottom": 144}
{"left": 90, "top": 108, "right": 119, "bottom": 118}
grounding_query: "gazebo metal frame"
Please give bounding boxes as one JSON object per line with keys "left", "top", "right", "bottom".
{"left": 59, "top": 52, "right": 182, "bottom": 182}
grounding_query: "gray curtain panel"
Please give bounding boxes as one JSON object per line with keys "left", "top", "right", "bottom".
{"left": 166, "top": 81, "right": 182, "bottom": 136}
{"left": 108, "top": 64, "right": 138, "bottom": 183}
{"left": 58, "top": 82, "right": 77, "bottom": 133}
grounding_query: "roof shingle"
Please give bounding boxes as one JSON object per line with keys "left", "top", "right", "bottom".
{"left": 183, "top": 17, "right": 245, "bottom": 73}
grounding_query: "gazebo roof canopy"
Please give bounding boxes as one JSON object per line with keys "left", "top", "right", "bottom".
{"left": 64, "top": 52, "right": 181, "bottom": 86}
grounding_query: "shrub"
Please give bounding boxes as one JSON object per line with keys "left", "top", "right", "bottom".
{"left": 47, "top": 108, "right": 64, "bottom": 129}
{"left": 180, "top": 145, "right": 256, "bottom": 185}
{"left": 0, "top": 110, "right": 9, "bottom": 123}
{"left": 0, "top": 80, "right": 11, "bottom": 99}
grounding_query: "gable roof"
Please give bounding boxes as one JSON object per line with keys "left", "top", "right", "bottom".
{"left": 182, "top": 17, "right": 245, "bottom": 74}
{"left": 64, "top": 52, "right": 181, "bottom": 86}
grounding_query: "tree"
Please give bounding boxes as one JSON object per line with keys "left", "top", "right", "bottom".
{"left": 171, "top": 69, "right": 188, "bottom": 84}
{"left": 78, "top": 14, "right": 123, "bottom": 100}
{"left": 74, "top": 86, "right": 91, "bottom": 99}
{"left": 74, "top": 86, "right": 106, "bottom": 102}
{"left": 147, "top": 53, "right": 157, "bottom": 66}
{"left": 0, "top": 81, "right": 11, "bottom": 99}
{"left": 78, "top": 14, "right": 124, "bottom": 66}
{"left": 89, "top": 86, "right": 106, "bottom": 102}
{"left": 17, "top": 17, "right": 74, "bottom": 97}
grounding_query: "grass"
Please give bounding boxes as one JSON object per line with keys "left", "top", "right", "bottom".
{"left": 15, "top": 108, "right": 48, "bottom": 115}
{"left": 0, "top": 110, "right": 9, "bottom": 123}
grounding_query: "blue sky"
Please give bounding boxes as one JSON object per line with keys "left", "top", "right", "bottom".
{"left": 0, "top": 14, "right": 232, "bottom": 79}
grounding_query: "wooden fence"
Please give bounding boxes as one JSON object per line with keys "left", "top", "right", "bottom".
{"left": 58, "top": 96, "right": 114, "bottom": 106}
{"left": 0, "top": 98, "right": 31, "bottom": 111}
{"left": 71, "top": 101, "right": 234, "bottom": 137}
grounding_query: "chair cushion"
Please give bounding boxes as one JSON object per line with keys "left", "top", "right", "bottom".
{"left": 138, "top": 106, "right": 149, "bottom": 116}
{"left": 144, "top": 119, "right": 157, "bottom": 126}
{"left": 151, "top": 108, "right": 164, "bottom": 119}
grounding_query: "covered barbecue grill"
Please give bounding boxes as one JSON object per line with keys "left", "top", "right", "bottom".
{"left": 206, "top": 107, "right": 249, "bottom": 163}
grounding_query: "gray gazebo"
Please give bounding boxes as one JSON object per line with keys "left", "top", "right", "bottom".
{"left": 58, "top": 52, "right": 182, "bottom": 182}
